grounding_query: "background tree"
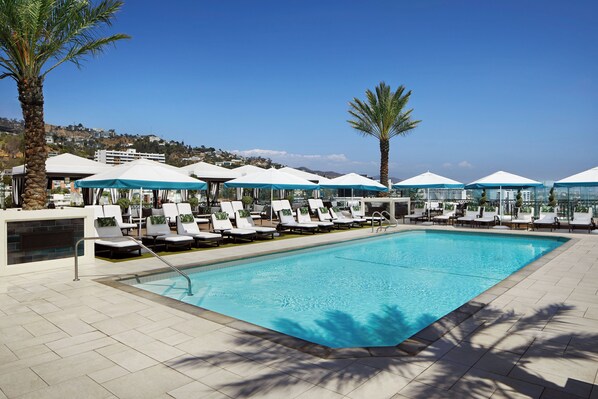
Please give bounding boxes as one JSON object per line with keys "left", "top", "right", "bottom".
{"left": 348, "top": 82, "right": 420, "bottom": 196}
{"left": 0, "top": 0, "right": 129, "bottom": 210}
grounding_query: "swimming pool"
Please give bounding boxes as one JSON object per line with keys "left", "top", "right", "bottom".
{"left": 126, "top": 230, "right": 566, "bottom": 348}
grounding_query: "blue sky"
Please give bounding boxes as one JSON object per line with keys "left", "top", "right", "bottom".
{"left": 1, "top": 0, "right": 596, "bottom": 182}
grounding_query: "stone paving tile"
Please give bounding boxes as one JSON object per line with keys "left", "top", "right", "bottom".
{"left": 0, "top": 351, "right": 60, "bottom": 376}
{"left": 95, "top": 343, "right": 159, "bottom": 372}
{"left": 473, "top": 349, "right": 521, "bottom": 376}
{"left": 22, "top": 319, "right": 61, "bottom": 337}
{"left": 0, "top": 367, "right": 48, "bottom": 397}
{"left": 347, "top": 370, "right": 411, "bottom": 399}
{"left": 414, "top": 359, "right": 471, "bottom": 390}
{"left": 88, "top": 365, "right": 131, "bottom": 384}
{"left": 17, "top": 375, "right": 113, "bottom": 399}
{"left": 134, "top": 340, "right": 186, "bottom": 362}
{"left": 396, "top": 380, "right": 452, "bottom": 399}
{"left": 91, "top": 313, "right": 154, "bottom": 336}
{"left": 102, "top": 364, "right": 192, "bottom": 399}
{"left": 11, "top": 343, "right": 53, "bottom": 359}
{"left": 166, "top": 381, "right": 223, "bottom": 399}
{"left": 317, "top": 363, "right": 380, "bottom": 396}
{"left": 296, "top": 385, "right": 345, "bottom": 399}
{"left": 0, "top": 344, "right": 16, "bottom": 364}
{"left": 31, "top": 350, "right": 116, "bottom": 385}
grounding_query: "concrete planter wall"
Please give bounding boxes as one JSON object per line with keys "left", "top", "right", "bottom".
{"left": 0, "top": 208, "right": 95, "bottom": 276}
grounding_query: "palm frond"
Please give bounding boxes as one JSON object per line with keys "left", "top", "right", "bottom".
{"left": 0, "top": 0, "right": 129, "bottom": 80}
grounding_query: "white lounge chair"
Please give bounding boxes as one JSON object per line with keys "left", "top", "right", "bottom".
{"left": 316, "top": 206, "right": 352, "bottom": 229}
{"left": 569, "top": 206, "right": 595, "bottom": 233}
{"left": 211, "top": 212, "right": 256, "bottom": 242}
{"left": 456, "top": 206, "right": 481, "bottom": 227}
{"left": 308, "top": 199, "right": 323, "bottom": 214}
{"left": 235, "top": 210, "right": 275, "bottom": 239}
{"left": 94, "top": 217, "right": 141, "bottom": 258}
{"left": 177, "top": 202, "right": 209, "bottom": 224}
{"left": 297, "top": 207, "right": 332, "bottom": 232}
{"left": 220, "top": 202, "right": 236, "bottom": 222}
{"left": 533, "top": 207, "right": 559, "bottom": 231}
{"left": 176, "top": 214, "right": 222, "bottom": 247}
{"left": 474, "top": 206, "right": 499, "bottom": 228}
{"left": 232, "top": 200, "right": 261, "bottom": 223}
{"left": 404, "top": 204, "right": 427, "bottom": 224}
{"left": 278, "top": 208, "right": 318, "bottom": 234}
{"left": 161, "top": 203, "right": 180, "bottom": 226}
{"left": 86, "top": 205, "right": 105, "bottom": 220}
{"left": 330, "top": 207, "right": 364, "bottom": 227}
{"left": 350, "top": 204, "right": 383, "bottom": 224}
{"left": 146, "top": 215, "right": 194, "bottom": 250}
{"left": 507, "top": 207, "right": 534, "bottom": 230}
{"left": 432, "top": 203, "right": 456, "bottom": 225}
{"left": 103, "top": 204, "right": 137, "bottom": 234}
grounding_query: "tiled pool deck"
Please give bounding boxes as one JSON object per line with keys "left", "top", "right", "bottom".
{"left": 1, "top": 225, "right": 597, "bottom": 398}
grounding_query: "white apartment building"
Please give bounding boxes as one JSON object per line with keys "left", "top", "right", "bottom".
{"left": 94, "top": 149, "right": 165, "bottom": 165}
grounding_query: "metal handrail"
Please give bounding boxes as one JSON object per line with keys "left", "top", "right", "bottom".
{"left": 73, "top": 236, "right": 193, "bottom": 296}
{"left": 371, "top": 211, "right": 398, "bottom": 233}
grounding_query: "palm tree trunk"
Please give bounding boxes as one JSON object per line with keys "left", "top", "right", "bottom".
{"left": 18, "top": 77, "right": 48, "bottom": 210}
{"left": 378, "top": 138, "right": 390, "bottom": 197}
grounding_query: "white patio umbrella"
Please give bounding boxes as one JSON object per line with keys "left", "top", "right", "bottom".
{"left": 320, "top": 173, "right": 388, "bottom": 205}
{"left": 465, "top": 170, "right": 543, "bottom": 226}
{"left": 554, "top": 166, "right": 598, "bottom": 221}
{"left": 279, "top": 166, "right": 331, "bottom": 184}
{"left": 233, "top": 164, "right": 266, "bottom": 176}
{"left": 224, "top": 168, "right": 318, "bottom": 222}
{"left": 393, "top": 171, "right": 464, "bottom": 220}
{"left": 75, "top": 159, "right": 207, "bottom": 236}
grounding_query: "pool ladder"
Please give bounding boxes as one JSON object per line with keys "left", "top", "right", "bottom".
{"left": 371, "top": 211, "right": 398, "bottom": 233}
{"left": 73, "top": 236, "right": 193, "bottom": 296}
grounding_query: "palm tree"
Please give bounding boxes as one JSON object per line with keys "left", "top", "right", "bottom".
{"left": 0, "top": 0, "right": 129, "bottom": 210}
{"left": 348, "top": 82, "right": 420, "bottom": 196}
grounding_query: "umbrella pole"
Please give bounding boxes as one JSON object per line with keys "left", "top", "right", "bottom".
{"left": 138, "top": 187, "right": 143, "bottom": 238}
{"left": 427, "top": 188, "right": 430, "bottom": 221}
{"left": 499, "top": 186, "right": 502, "bottom": 225}
{"left": 270, "top": 188, "right": 273, "bottom": 225}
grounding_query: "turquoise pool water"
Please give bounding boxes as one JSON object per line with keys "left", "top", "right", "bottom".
{"left": 128, "top": 231, "right": 565, "bottom": 348}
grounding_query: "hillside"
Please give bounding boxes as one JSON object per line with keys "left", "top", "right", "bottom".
{"left": 0, "top": 117, "right": 283, "bottom": 171}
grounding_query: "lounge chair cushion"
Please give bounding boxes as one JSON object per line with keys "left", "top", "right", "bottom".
{"left": 150, "top": 215, "right": 167, "bottom": 225}
{"left": 156, "top": 234, "right": 194, "bottom": 243}
{"left": 214, "top": 212, "right": 229, "bottom": 220}
{"left": 97, "top": 217, "right": 117, "bottom": 227}
{"left": 238, "top": 209, "right": 251, "bottom": 218}
{"left": 179, "top": 213, "right": 195, "bottom": 223}
{"left": 96, "top": 238, "right": 140, "bottom": 248}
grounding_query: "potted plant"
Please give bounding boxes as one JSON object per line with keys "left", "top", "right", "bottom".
{"left": 116, "top": 197, "right": 131, "bottom": 214}
{"left": 548, "top": 187, "right": 557, "bottom": 207}
{"left": 479, "top": 189, "right": 488, "bottom": 206}
{"left": 241, "top": 195, "right": 253, "bottom": 210}
{"left": 188, "top": 196, "right": 199, "bottom": 212}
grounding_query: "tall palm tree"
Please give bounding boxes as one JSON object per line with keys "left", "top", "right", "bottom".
{"left": 348, "top": 82, "right": 421, "bottom": 196}
{"left": 0, "top": 0, "right": 129, "bottom": 210}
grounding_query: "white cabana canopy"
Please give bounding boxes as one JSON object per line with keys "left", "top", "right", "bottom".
{"left": 320, "top": 173, "right": 388, "bottom": 192}
{"left": 233, "top": 164, "right": 266, "bottom": 176}
{"left": 278, "top": 167, "right": 331, "bottom": 184}
{"left": 75, "top": 159, "right": 206, "bottom": 190}
{"left": 465, "top": 171, "right": 542, "bottom": 189}
{"left": 180, "top": 161, "right": 240, "bottom": 182}
{"left": 12, "top": 153, "right": 112, "bottom": 177}
{"left": 393, "top": 171, "right": 464, "bottom": 189}
{"left": 554, "top": 166, "right": 598, "bottom": 188}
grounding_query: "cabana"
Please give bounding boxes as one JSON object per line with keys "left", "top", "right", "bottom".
{"left": 224, "top": 168, "right": 318, "bottom": 223}
{"left": 465, "top": 171, "right": 543, "bottom": 227}
{"left": 181, "top": 161, "right": 241, "bottom": 207}
{"left": 75, "top": 159, "right": 207, "bottom": 236}
{"left": 554, "top": 165, "right": 598, "bottom": 223}
{"left": 393, "top": 171, "right": 464, "bottom": 222}
{"left": 320, "top": 172, "right": 388, "bottom": 202}
{"left": 11, "top": 153, "right": 113, "bottom": 206}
